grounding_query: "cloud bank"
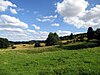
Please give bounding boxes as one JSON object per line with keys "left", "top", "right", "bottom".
{"left": 56, "top": 0, "right": 100, "bottom": 29}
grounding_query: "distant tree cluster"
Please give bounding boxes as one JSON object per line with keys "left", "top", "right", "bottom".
{"left": 87, "top": 27, "right": 100, "bottom": 41}
{"left": 46, "top": 32, "right": 60, "bottom": 46}
{"left": 0, "top": 38, "right": 9, "bottom": 48}
{"left": 94, "top": 28, "right": 100, "bottom": 41}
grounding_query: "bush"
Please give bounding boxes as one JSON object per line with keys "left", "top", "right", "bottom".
{"left": 12, "top": 46, "right": 16, "bottom": 49}
{"left": 23, "top": 45, "right": 26, "bottom": 46}
{"left": 94, "top": 28, "right": 100, "bottom": 41}
{"left": 58, "top": 41, "right": 63, "bottom": 47}
{"left": 62, "top": 42, "right": 99, "bottom": 50}
{"left": 11, "top": 44, "right": 14, "bottom": 47}
{"left": 34, "top": 41, "right": 41, "bottom": 47}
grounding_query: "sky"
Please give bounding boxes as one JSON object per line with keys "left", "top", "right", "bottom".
{"left": 0, "top": 0, "right": 100, "bottom": 41}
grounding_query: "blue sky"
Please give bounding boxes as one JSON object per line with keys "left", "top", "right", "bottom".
{"left": 0, "top": 0, "right": 100, "bottom": 41}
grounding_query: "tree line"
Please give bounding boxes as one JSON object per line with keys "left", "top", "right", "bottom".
{"left": 0, "top": 27, "right": 100, "bottom": 48}
{"left": 87, "top": 27, "right": 100, "bottom": 41}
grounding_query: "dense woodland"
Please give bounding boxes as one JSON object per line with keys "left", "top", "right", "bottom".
{"left": 0, "top": 27, "right": 100, "bottom": 49}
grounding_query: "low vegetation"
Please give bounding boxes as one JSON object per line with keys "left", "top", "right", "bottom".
{"left": 0, "top": 43, "right": 100, "bottom": 75}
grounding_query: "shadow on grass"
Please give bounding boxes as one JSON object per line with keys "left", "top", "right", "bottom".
{"left": 60, "top": 42, "right": 99, "bottom": 50}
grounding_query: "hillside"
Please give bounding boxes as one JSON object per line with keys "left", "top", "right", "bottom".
{"left": 0, "top": 43, "right": 100, "bottom": 75}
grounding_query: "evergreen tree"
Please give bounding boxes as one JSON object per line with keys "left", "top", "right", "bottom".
{"left": 87, "top": 27, "right": 94, "bottom": 40}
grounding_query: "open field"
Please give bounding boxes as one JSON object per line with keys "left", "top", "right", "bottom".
{"left": 0, "top": 43, "right": 100, "bottom": 75}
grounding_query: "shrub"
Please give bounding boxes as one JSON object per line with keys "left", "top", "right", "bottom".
{"left": 62, "top": 42, "right": 99, "bottom": 50}
{"left": 34, "top": 41, "right": 41, "bottom": 47}
{"left": 23, "top": 45, "right": 26, "bottom": 46}
{"left": 12, "top": 46, "right": 16, "bottom": 49}
{"left": 58, "top": 41, "right": 63, "bottom": 47}
{"left": 94, "top": 28, "right": 100, "bottom": 41}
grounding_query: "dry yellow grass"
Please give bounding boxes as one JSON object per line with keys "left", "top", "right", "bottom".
{"left": 11, "top": 44, "right": 34, "bottom": 50}
{"left": 0, "top": 43, "right": 47, "bottom": 51}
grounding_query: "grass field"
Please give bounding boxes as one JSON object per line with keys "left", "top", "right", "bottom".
{"left": 0, "top": 43, "right": 100, "bottom": 75}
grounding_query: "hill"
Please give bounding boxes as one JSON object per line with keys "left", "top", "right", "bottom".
{"left": 0, "top": 43, "right": 100, "bottom": 75}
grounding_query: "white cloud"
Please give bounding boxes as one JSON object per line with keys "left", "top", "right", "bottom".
{"left": 56, "top": 0, "right": 88, "bottom": 17}
{"left": 0, "top": 28, "right": 24, "bottom": 33}
{"left": 51, "top": 23, "right": 60, "bottom": 26}
{"left": 0, "top": 15, "right": 28, "bottom": 28}
{"left": 56, "top": 0, "right": 100, "bottom": 29}
{"left": 0, "top": 28, "right": 49, "bottom": 41}
{"left": 0, "top": 0, "right": 17, "bottom": 12}
{"left": 0, "top": 33, "right": 28, "bottom": 41}
{"left": 17, "top": 8, "right": 24, "bottom": 11}
{"left": 80, "top": 5, "right": 100, "bottom": 21}
{"left": 27, "top": 29, "right": 37, "bottom": 34}
{"left": 74, "top": 32, "right": 85, "bottom": 35}
{"left": 38, "top": 31, "right": 49, "bottom": 36}
{"left": 36, "top": 18, "right": 51, "bottom": 22}
{"left": 27, "top": 29, "right": 49, "bottom": 36}
{"left": 27, "top": 29, "right": 49, "bottom": 40}
{"left": 32, "top": 24, "right": 40, "bottom": 30}
{"left": 36, "top": 15, "right": 57, "bottom": 23}
{"left": 36, "top": 18, "right": 42, "bottom": 22}
{"left": 57, "top": 30, "right": 71, "bottom": 36}
{"left": 10, "top": 8, "right": 17, "bottom": 14}
{"left": 43, "top": 15, "right": 57, "bottom": 19}
{"left": 64, "top": 17, "right": 85, "bottom": 28}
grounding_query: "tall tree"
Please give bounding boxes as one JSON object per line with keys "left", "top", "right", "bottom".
{"left": 69, "top": 33, "right": 74, "bottom": 40}
{"left": 87, "top": 27, "right": 94, "bottom": 40}
{"left": 95, "top": 28, "right": 100, "bottom": 40}
{"left": 46, "top": 32, "right": 60, "bottom": 46}
{"left": 0, "top": 38, "right": 9, "bottom": 48}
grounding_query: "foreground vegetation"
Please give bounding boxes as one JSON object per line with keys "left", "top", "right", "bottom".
{"left": 0, "top": 42, "right": 100, "bottom": 75}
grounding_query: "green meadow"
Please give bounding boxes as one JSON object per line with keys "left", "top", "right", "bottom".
{"left": 0, "top": 42, "right": 100, "bottom": 75}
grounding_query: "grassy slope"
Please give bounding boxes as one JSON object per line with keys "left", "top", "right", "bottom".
{"left": 0, "top": 44, "right": 100, "bottom": 75}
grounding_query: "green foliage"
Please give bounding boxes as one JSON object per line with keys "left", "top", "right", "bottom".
{"left": 0, "top": 38, "right": 9, "bottom": 48}
{"left": 0, "top": 46, "right": 100, "bottom": 75}
{"left": 58, "top": 41, "right": 63, "bottom": 48}
{"left": 61, "top": 42, "right": 99, "bottom": 50}
{"left": 46, "top": 32, "right": 60, "bottom": 46}
{"left": 69, "top": 33, "right": 74, "bottom": 40}
{"left": 34, "top": 41, "right": 41, "bottom": 47}
{"left": 87, "top": 27, "right": 94, "bottom": 40}
{"left": 77, "top": 35, "right": 84, "bottom": 42}
{"left": 94, "top": 28, "right": 100, "bottom": 41}
{"left": 29, "top": 41, "right": 34, "bottom": 44}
